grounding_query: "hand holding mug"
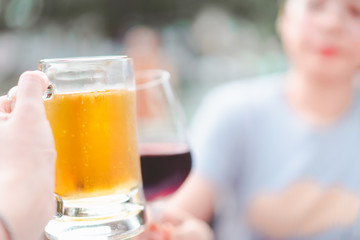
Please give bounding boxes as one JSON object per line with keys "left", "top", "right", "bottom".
{"left": 0, "top": 71, "right": 56, "bottom": 240}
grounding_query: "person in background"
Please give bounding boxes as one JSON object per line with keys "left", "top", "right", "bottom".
{"left": 138, "top": 0, "right": 360, "bottom": 239}
{"left": 0, "top": 71, "right": 56, "bottom": 240}
{"left": 123, "top": 25, "right": 178, "bottom": 86}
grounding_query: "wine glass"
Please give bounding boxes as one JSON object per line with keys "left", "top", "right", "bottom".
{"left": 136, "top": 70, "right": 192, "bottom": 202}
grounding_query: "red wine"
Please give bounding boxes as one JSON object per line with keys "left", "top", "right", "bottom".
{"left": 140, "top": 143, "right": 192, "bottom": 201}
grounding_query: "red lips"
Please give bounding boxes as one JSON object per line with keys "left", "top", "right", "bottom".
{"left": 318, "top": 47, "right": 339, "bottom": 57}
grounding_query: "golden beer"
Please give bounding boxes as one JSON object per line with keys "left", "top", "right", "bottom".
{"left": 45, "top": 89, "right": 140, "bottom": 199}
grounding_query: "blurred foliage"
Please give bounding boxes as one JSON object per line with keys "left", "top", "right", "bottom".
{"left": 0, "top": 0, "right": 280, "bottom": 37}
{"left": 0, "top": 0, "right": 286, "bottom": 117}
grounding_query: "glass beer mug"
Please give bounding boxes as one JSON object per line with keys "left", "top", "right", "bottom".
{"left": 31, "top": 56, "right": 144, "bottom": 239}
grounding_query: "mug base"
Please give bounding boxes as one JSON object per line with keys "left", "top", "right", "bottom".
{"left": 45, "top": 190, "right": 146, "bottom": 240}
{"left": 45, "top": 206, "right": 145, "bottom": 240}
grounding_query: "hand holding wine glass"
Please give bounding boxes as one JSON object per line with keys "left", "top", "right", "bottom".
{"left": 135, "top": 70, "right": 214, "bottom": 240}
{"left": 135, "top": 205, "right": 214, "bottom": 240}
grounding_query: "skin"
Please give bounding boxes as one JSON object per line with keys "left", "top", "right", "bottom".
{"left": 0, "top": 71, "right": 56, "bottom": 240}
{"left": 281, "top": 0, "right": 360, "bottom": 127}
{"left": 137, "top": 0, "right": 360, "bottom": 239}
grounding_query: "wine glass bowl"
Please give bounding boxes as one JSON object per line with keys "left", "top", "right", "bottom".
{"left": 136, "top": 70, "right": 192, "bottom": 201}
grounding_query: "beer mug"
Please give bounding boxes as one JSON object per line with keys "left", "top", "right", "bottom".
{"left": 16, "top": 56, "right": 145, "bottom": 239}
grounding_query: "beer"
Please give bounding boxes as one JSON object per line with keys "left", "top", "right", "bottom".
{"left": 45, "top": 89, "right": 140, "bottom": 199}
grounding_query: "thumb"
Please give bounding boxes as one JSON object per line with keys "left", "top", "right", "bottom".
{"left": 171, "top": 219, "right": 214, "bottom": 240}
{"left": 12, "top": 71, "right": 49, "bottom": 123}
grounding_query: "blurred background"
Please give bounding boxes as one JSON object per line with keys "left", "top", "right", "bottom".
{"left": 0, "top": 0, "right": 287, "bottom": 119}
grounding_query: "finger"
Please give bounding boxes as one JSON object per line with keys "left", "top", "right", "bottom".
{"left": 161, "top": 222, "right": 175, "bottom": 240}
{"left": 12, "top": 71, "right": 49, "bottom": 122}
{"left": 135, "top": 223, "right": 168, "bottom": 240}
{"left": 0, "top": 96, "right": 10, "bottom": 113}
{"left": 171, "top": 219, "right": 214, "bottom": 240}
{"left": 0, "top": 112, "right": 9, "bottom": 121}
{"left": 149, "top": 223, "right": 172, "bottom": 240}
{"left": 159, "top": 207, "right": 193, "bottom": 226}
{"left": 0, "top": 96, "right": 10, "bottom": 120}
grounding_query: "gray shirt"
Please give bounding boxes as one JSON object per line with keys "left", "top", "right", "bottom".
{"left": 191, "top": 74, "right": 360, "bottom": 240}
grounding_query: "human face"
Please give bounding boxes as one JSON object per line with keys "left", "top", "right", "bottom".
{"left": 280, "top": 0, "right": 360, "bottom": 80}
